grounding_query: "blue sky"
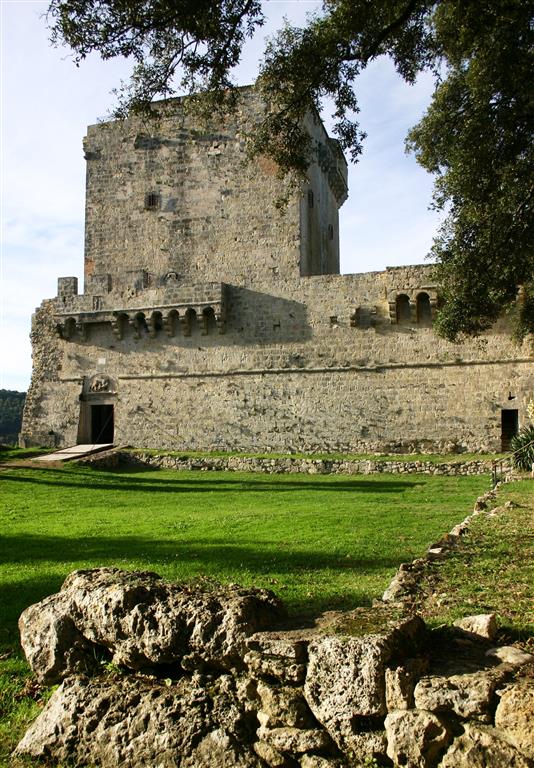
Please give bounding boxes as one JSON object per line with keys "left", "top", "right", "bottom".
{"left": 0, "top": 0, "right": 443, "bottom": 392}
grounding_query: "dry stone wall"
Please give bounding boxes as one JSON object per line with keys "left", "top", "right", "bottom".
{"left": 15, "top": 567, "right": 534, "bottom": 768}
{"left": 89, "top": 450, "right": 500, "bottom": 477}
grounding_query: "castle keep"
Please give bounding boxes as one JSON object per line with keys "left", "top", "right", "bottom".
{"left": 21, "top": 88, "right": 533, "bottom": 453}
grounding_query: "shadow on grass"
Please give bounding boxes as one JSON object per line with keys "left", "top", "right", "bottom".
{"left": 0, "top": 466, "right": 419, "bottom": 494}
{"left": 0, "top": 533, "right": 404, "bottom": 571}
{"left": 0, "top": 534, "right": 408, "bottom": 644}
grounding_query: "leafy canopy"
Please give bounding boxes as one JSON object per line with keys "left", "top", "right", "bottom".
{"left": 47, "top": 0, "right": 534, "bottom": 340}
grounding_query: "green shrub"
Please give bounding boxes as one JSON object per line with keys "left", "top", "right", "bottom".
{"left": 511, "top": 425, "right": 534, "bottom": 470}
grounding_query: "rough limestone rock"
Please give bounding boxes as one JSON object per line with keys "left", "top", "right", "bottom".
{"left": 453, "top": 614, "right": 498, "bottom": 640}
{"left": 257, "top": 725, "right": 332, "bottom": 755}
{"left": 385, "top": 658, "right": 427, "bottom": 711}
{"left": 19, "top": 568, "right": 284, "bottom": 683}
{"left": 385, "top": 709, "right": 452, "bottom": 768}
{"left": 17, "top": 590, "right": 99, "bottom": 684}
{"left": 382, "top": 559, "right": 425, "bottom": 602}
{"left": 300, "top": 756, "right": 347, "bottom": 768}
{"left": 304, "top": 617, "right": 425, "bottom": 752}
{"left": 439, "top": 723, "right": 534, "bottom": 768}
{"left": 256, "top": 680, "right": 314, "bottom": 729}
{"left": 414, "top": 668, "right": 508, "bottom": 721}
{"left": 245, "top": 631, "right": 309, "bottom": 684}
{"left": 495, "top": 679, "right": 534, "bottom": 759}
{"left": 486, "top": 646, "right": 534, "bottom": 667}
{"left": 342, "top": 731, "right": 388, "bottom": 765}
{"left": 253, "top": 740, "right": 287, "bottom": 767}
{"left": 15, "top": 674, "right": 262, "bottom": 767}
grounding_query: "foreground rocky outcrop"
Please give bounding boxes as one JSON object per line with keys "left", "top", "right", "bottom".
{"left": 16, "top": 569, "right": 534, "bottom": 767}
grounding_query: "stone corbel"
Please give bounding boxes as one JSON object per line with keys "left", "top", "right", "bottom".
{"left": 163, "top": 314, "right": 177, "bottom": 337}
{"left": 180, "top": 316, "right": 191, "bottom": 337}
{"left": 130, "top": 317, "right": 141, "bottom": 340}
{"left": 76, "top": 322, "right": 87, "bottom": 341}
{"left": 112, "top": 318, "right": 124, "bottom": 340}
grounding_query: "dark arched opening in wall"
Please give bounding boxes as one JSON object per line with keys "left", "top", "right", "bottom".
{"left": 202, "top": 307, "right": 216, "bottom": 335}
{"left": 396, "top": 294, "right": 411, "bottom": 324}
{"left": 416, "top": 292, "right": 432, "bottom": 326}
{"left": 501, "top": 409, "right": 519, "bottom": 451}
{"left": 150, "top": 310, "right": 163, "bottom": 336}
{"left": 185, "top": 308, "right": 197, "bottom": 336}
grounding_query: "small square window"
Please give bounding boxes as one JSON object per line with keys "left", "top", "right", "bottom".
{"left": 145, "top": 192, "right": 160, "bottom": 210}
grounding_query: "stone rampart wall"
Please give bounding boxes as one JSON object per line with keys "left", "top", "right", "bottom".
{"left": 21, "top": 264, "right": 534, "bottom": 453}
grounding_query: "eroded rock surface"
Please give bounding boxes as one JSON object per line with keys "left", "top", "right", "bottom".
{"left": 15, "top": 675, "right": 262, "bottom": 768}
{"left": 20, "top": 568, "right": 284, "bottom": 683}
{"left": 439, "top": 723, "right": 534, "bottom": 768}
{"left": 495, "top": 677, "right": 534, "bottom": 759}
{"left": 303, "top": 617, "right": 425, "bottom": 752}
{"left": 15, "top": 569, "right": 534, "bottom": 768}
{"left": 385, "top": 708, "right": 452, "bottom": 768}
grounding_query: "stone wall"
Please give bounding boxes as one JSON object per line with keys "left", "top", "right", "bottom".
{"left": 20, "top": 88, "right": 534, "bottom": 453}
{"left": 88, "top": 450, "right": 501, "bottom": 477}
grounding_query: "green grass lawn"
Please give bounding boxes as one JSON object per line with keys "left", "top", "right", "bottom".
{"left": 0, "top": 463, "right": 493, "bottom": 765}
{"left": 0, "top": 463, "right": 490, "bottom": 645}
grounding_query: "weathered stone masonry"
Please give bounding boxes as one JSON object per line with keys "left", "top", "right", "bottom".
{"left": 21, "top": 87, "right": 533, "bottom": 452}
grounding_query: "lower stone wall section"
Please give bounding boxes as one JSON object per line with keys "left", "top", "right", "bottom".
{"left": 86, "top": 450, "right": 504, "bottom": 477}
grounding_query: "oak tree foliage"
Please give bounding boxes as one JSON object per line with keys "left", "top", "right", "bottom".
{"left": 47, "top": 0, "right": 534, "bottom": 340}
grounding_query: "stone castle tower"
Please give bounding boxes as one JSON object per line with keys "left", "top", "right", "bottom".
{"left": 21, "top": 87, "right": 532, "bottom": 453}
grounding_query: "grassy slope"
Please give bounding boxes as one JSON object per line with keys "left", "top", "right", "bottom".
{"left": 413, "top": 479, "right": 534, "bottom": 645}
{"left": 0, "top": 463, "right": 491, "bottom": 765}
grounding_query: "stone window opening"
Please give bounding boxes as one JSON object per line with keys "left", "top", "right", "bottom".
{"left": 416, "top": 292, "right": 432, "bottom": 326}
{"left": 145, "top": 192, "right": 160, "bottom": 210}
{"left": 328, "top": 224, "right": 334, "bottom": 240}
{"left": 165, "top": 309, "right": 180, "bottom": 337}
{"left": 308, "top": 190, "right": 314, "bottom": 208}
{"left": 330, "top": 315, "right": 339, "bottom": 327}
{"left": 396, "top": 294, "right": 411, "bottom": 324}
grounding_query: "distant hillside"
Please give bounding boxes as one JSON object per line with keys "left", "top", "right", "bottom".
{"left": 0, "top": 390, "right": 26, "bottom": 445}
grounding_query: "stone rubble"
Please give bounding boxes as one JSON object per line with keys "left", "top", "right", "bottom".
{"left": 14, "top": 567, "right": 534, "bottom": 768}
